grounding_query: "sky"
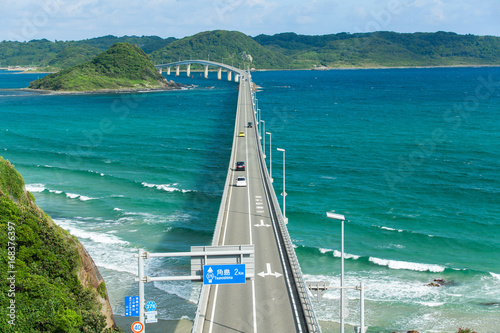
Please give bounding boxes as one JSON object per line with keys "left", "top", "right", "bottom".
{"left": 1, "top": 0, "right": 499, "bottom": 42}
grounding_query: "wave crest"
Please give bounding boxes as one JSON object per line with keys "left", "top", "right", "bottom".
{"left": 369, "top": 257, "right": 446, "bottom": 272}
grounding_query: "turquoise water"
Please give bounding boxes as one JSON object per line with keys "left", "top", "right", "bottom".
{"left": 1, "top": 68, "right": 499, "bottom": 332}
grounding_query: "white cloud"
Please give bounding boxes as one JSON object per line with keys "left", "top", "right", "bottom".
{"left": 1, "top": 0, "right": 499, "bottom": 41}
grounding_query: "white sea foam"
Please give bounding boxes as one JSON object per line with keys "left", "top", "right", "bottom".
{"left": 119, "top": 210, "right": 191, "bottom": 225}
{"left": 369, "top": 257, "right": 446, "bottom": 272}
{"left": 418, "top": 301, "right": 445, "bottom": 307}
{"left": 53, "top": 218, "right": 137, "bottom": 275}
{"left": 490, "top": 272, "right": 500, "bottom": 280}
{"left": 148, "top": 258, "right": 201, "bottom": 304}
{"left": 25, "top": 183, "right": 46, "bottom": 192}
{"left": 319, "top": 248, "right": 360, "bottom": 259}
{"left": 79, "top": 195, "right": 97, "bottom": 201}
{"left": 141, "top": 182, "right": 193, "bottom": 193}
{"left": 55, "top": 219, "right": 128, "bottom": 245}
{"left": 87, "top": 170, "right": 105, "bottom": 176}
{"left": 333, "top": 250, "right": 360, "bottom": 260}
{"left": 64, "top": 192, "right": 97, "bottom": 201}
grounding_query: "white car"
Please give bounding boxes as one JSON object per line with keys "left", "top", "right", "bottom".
{"left": 236, "top": 176, "right": 247, "bottom": 187}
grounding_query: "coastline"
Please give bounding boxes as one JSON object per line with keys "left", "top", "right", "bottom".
{"left": 16, "top": 85, "right": 185, "bottom": 95}
{"left": 252, "top": 64, "right": 500, "bottom": 71}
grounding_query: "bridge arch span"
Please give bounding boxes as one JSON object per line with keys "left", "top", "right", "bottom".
{"left": 155, "top": 60, "right": 246, "bottom": 81}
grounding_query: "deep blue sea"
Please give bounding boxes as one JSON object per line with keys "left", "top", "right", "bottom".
{"left": 1, "top": 67, "right": 499, "bottom": 332}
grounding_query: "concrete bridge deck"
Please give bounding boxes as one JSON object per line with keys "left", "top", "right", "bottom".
{"left": 156, "top": 60, "right": 321, "bottom": 333}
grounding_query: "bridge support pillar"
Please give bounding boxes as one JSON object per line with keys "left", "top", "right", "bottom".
{"left": 227, "top": 71, "right": 232, "bottom": 81}
{"left": 204, "top": 65, "right": 209, "bottom": 79}
{"left": 166, "top": 67, "right": 171, "bottom": 75}
{"left": 158, "top": 67, "right": 162, "bottom": 74}
{"left": 235, "top": 74, "right": 239, "bottom": 82}
{"left": 217, "top": 67, "right": 222, "bottom": 80}
{"left": 175, "top": 65, "right": 180, "bottom": 77}
{"left": 187, "top": 64, "right": 191, "bottom": 77}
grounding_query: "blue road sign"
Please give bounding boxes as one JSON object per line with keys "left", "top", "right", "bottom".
{"left": 203, "top": 264, "right": 246, "bottom": 285}
{"left": 124, "top": 296, "right": 140, "bottom": 317}
{"left": 145, "top": 301, "right": 157, "bottom": 312}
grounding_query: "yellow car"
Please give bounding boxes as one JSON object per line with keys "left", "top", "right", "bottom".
{"left": 238, "top": 131, "right": 245, "bottom": 137}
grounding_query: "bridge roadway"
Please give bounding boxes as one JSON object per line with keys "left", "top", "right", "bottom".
{"left": 194, "top": 71, "right": 312, "bottom": 333}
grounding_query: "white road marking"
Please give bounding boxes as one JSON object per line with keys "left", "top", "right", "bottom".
{"left": 254, "top": 219, "right": 271, "bottom": 228}
{"left": 208, "top": 284, "right": 219, "bottom": 333}
{"left": 257, "top": 263, "right": 283, "bottom": 278}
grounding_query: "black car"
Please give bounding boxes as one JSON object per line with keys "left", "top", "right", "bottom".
{"left": 248, "top": 122, "right": 253, "bottom": 128}
{"left": 236, "top": 161, "right": 245, "bottom": 171}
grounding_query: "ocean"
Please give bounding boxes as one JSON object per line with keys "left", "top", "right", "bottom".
{"left": 1, "top": 67, "right": 499, "bottom": 333}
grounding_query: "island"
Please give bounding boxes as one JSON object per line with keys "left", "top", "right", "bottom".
{"left": 27, "top": 42, "right": 180, "bottom": 93}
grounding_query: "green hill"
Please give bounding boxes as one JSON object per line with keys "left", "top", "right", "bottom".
{"left": 28, "top": 42, "right": 172, "bottom": 92}
{"left": 150, "top": 30, "right": 291, "bottom": 69}
{"left": 2, "top": 31, "right": 500, "bottom": 70}
{"left": 0, "top": 156, "right": 120, "bottom": 332}
{"left": 254, "top": 31, "right": 500, "bottom": 68}
{"left": 45, "top": 44, "right": 102, "bottom": 71}
{"left": 0, "top": 35, "right": 176, "bottom": 69}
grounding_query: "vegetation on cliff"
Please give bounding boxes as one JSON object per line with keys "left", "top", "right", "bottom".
{"left": 0, "top": 156, "right": 121, "bottom": 332}
{"left": 28, "top": 42, "right": 172, "bottom": 92}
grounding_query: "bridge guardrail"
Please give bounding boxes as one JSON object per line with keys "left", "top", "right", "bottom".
{"left": 249, "top": 74, "right": 322, "bottom": 333}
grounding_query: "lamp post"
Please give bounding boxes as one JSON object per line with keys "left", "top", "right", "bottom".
{"left": 277, "top": 148, "right": 287, "bottom": 224}
{"left": 326, "top": 212, "right": 346, "bottom": 333}
{"left": 260, "top": 120, "right": 265, "bottom": 155}
{"left": 266, "top": 132, "right": 272, "bottom": 182}
{"left": 257, "top": 108, "right": 261, "bottom": 134}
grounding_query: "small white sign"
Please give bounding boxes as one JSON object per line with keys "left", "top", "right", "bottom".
{"left": 145, "top": 311, "right": 158, "bottom": 323}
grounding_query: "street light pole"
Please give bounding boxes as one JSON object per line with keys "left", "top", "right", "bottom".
{"left": 260, "top": 120, "right": 265, "bottom": 156}
{"left": 326, "top": 212, "right": 346, "bottom": 333}
{"left": 257, "top": 108, "right": 261, "bottom": 135}
{"left": 277, "top": 148, "right": 287, "bottom": 224}
{"left": 266, "top": 132, "right": 272, "bottom": 182}
{"left": 137, "top": 249, "right": 146, "bottom": 332}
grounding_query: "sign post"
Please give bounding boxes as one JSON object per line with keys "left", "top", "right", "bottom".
{"left": 134, "top": 245, "right": 254, "bottom": 332}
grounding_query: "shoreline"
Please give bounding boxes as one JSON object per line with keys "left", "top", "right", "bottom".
{"left": 15, "top": 85, "right": 186, "bottom": 95}
{"left": 252, "top": 64, "right": 500, "bottom": 71}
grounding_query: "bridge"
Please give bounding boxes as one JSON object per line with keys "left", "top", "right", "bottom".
{"left": 156, "top": 60, "right": 322, "bottom": 333}
{"left": 156, "top": 60, "right": 245, "bottom": 82}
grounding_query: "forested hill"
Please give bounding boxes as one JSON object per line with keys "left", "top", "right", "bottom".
{"left": 2, "top": 30, "right": 500, "bottom": 70}
{"left": 149, "top": 30, "right": 290, "bottom": 69}
{"left": 254, "top": 31, "right": 500, "bottom": 68}
{"left": 28, "top": 42, "right": 173, "bottom": 92}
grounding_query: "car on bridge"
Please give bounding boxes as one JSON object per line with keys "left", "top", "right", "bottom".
{"left": 236, "top": 176, "right": 247, "bottom": 187}
{"left": 238, "top": 131, "right": 245, "bottom": 137}
{"left": 248, "top": 122, "right": 252, "bottom": 128}
{"left": 236, "top": 161, "right": 245, "bottom": 171}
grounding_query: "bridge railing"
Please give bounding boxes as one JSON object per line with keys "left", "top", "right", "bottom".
{"left": 249, "top": 77, "right": 322, "bottom": 333}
